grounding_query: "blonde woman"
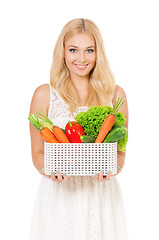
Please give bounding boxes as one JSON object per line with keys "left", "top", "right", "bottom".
{"left": 29, "top": 18, "right": 128, "bottom": 240}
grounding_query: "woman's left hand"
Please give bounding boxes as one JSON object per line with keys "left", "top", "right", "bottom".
{"left": 92, "top": 166, "right": 121, "bottom": 181}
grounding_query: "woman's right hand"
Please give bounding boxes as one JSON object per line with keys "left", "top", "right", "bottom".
{"left": 39, "top": 168, "right": 69, "bottom": 183}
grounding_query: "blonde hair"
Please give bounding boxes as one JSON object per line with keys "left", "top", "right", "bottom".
{"left": 50, "top": 18, "right": 116, "bottom": 113}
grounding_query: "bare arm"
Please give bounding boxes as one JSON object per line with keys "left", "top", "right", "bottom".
{"left": 29, "top": 84, "right": 50, "bottom": 171}
{"left": 112, "top": 85, "right": 129, "bottom": 170}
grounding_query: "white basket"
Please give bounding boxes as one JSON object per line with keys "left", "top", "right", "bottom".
{"left": 44, "top": 142, "right": 117, "bottom": 176}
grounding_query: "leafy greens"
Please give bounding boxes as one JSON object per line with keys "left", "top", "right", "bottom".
{"left": 75, "top": 105, "right": 128, "bottom": 152}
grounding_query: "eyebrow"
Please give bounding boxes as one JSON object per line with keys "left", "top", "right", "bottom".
{"left": 68, "top": 45, "right": 95, "bottom": 49}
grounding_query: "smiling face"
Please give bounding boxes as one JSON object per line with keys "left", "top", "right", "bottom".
{"left": 64, "top": 33, "right": 96, "bottom": 79}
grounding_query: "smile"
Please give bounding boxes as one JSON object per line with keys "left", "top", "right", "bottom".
{"left": 74, "top": 63, "right": 89, "bottom": 69}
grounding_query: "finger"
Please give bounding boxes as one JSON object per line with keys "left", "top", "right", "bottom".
{"left": 114, "top": 166, "right": 122, "bottom": 176}
{"left": 57, "top": 170, "right": 62, "bottom": 182}
{"left": 39, "top": 168, "right": 45, "bottom": 175}
{"left": 99, "top": 170, "right": 104, "bottom": 182}
{"left": 117, "top": 165, "right": 122, "bottom": 174}
{"left": 63, "top": 173, "right": 68, "bottom": 181}
{"left": 51, "top": 172, "right": 57, "bottom": 182}
{"left": 106, "top": 170, "right": 111, "bottom": 180}
{"left": 94, "top": 172, "right": 99, "bottom": 181}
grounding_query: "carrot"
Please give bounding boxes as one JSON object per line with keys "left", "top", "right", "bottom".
{"left": 95, "top": 96, "right": 125, "bottom": 143}
{"left": 52, "top": 126, "right": 70, "bottom": 143}
{"left": 38, "top": 109, "right": 70, "bottom": 143}
{"left": 40, "top": 128, "right": 59, "bottom": 143}
{"left": 28, "top": 113, "right": 59, "bottom": 143}
{"left": 95, "top": 114, "right": 115, "bottom": 143}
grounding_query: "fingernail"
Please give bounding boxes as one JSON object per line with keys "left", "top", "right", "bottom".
{"left": 108, "top": 170, "right": 111, "bottom": 174}
{"left": 51, "top": 172, "right": 54, "bottom": 175}
{"left": 96, "top": 173, "right": 98, "bottom": 176}
{"left": 100, "top": 170, "right": 103, "bottom": 173}
{"left": 41, "top": 168, "right": 44, "bottom": 172}
{"left": 117, "top": 166, "right": 120, "bottom": 170}
{"left": 63, "top": 174, "right": 66, "bottom": 176}
{"left": 57, "top": 170, "right": 59, "bottom": 173}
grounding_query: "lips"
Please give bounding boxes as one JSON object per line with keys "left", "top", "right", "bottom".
{"left": 74, "top": 63, "right": 89, "bottom": 69}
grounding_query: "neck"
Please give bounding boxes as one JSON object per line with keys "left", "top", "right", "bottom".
{"left": 70, "top": 73, "right": 90, "bottom": 91}
{"left": 70, "top": 73, "right": 90, "bottom": 106}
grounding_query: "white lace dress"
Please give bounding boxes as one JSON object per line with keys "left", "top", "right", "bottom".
{"left": 29, "top": 85, "right": 128, "bottom": 240}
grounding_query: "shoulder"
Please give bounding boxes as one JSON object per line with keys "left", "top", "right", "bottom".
{"left": 112, "top": 84, "right": 127, "bottom": 102}
{"left": 29, "top": 84, "right": 50, "bottom": 114}
{"left": 112, "top": 84, "right": 128, "bottom": 128}
{"left": 33, "top": 83, "right": 50, "bottom": 99}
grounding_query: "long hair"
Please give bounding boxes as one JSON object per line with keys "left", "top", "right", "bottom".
{"left": 50, "top": 18, "right": 116, "bottom": 113}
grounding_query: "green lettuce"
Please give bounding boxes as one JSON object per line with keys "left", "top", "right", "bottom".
{"left": 75, "top": 105, "right": 128, "bottom": 151}
{"left": 118, "top": 131, "right": 128, "bottom": 152}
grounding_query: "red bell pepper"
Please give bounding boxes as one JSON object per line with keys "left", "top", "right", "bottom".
{"left": 65, "top": 121, "right": 85, "bottom": 143}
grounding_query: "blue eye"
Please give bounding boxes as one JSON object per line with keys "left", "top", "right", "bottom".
{"left": 69, "top": 49, "right": 77, "bottom": 52}
{"left": 87, "top": 49, "right": 94, "bottom": 53}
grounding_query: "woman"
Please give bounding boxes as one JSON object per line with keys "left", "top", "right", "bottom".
{"left": 29, "top": 18, "right": 128, "bottom": 240}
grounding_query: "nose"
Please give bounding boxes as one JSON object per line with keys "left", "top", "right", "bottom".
{"left": 78, "top": 51, "right": 86, "bottom": 62}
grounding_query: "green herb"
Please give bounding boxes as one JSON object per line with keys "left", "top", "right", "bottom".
{"left": 75, "top": 105, "right": 128, "bottom": 151}
{"left": 117, "top": 130, "right": 128, "bottom": 152}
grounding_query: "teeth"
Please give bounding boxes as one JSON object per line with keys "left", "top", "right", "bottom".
{"left": 78, "top": 65, "right": 86, "bottom": 68}
{"left": 75, "top": 64, "right": 88, "bottom": 69}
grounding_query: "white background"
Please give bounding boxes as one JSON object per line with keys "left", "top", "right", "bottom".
{"left": 0, "top": 0, "right": 159, "bottom": 239}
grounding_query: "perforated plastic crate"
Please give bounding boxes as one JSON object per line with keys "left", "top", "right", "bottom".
{"left": 44, "top": 142, "right": 117, "bottom": 176}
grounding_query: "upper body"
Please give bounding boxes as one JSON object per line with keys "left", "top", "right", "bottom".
{"left": 29, "top": 18, "right": 128, "bottom": 182}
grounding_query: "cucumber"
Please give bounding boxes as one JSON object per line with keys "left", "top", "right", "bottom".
{"left": 80, "top": 135, "right": 96, "bottom": 143}
{"left": 103, "top": 125, "right": 127, "bottom": 143}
